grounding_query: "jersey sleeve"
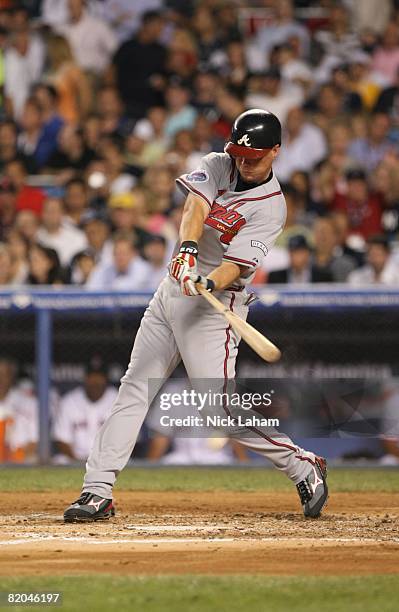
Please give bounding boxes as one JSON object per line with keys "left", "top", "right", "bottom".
{"left": 176, "top": 153, "right": 221, "bottom": 208}
{"left": 223, "top": 212, "right": 284, "bottom": 270}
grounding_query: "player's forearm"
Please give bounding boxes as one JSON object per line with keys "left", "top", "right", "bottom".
{"left": 179, "top": 194, "right": 209, "bottom": 244}
{"left": 208, "top": 262, "right": 242, "bottom": 290}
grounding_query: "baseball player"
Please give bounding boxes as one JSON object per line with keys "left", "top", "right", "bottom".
{"left": 64, "top": 109, "right": 328, "bottom": 522}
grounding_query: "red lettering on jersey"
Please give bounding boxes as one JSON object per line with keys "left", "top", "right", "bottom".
{"left": 205, "top": 201, "right": 247, "bottom": 244}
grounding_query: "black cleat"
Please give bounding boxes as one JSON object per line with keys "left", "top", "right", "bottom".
{"left": 296, "top": 456, "right": 328, "bottom": 518}
{"left": 64, "top": 492, "right": 115, "bottom": 523}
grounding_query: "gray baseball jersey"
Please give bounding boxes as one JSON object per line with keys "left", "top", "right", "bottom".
{"left": 176, "top": 153, "right": 287, "bottom": 287}
{"left": 82, "top": 153, "right": 319, "bottom": 500}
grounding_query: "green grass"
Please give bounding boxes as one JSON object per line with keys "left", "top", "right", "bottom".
{"left": 0, "top": 466, "right": 398, "bottom": 493}
{"left": 0, "top": 575, "right": 398, "bottom": 612}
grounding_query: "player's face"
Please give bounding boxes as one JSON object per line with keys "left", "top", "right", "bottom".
{"left": 235, "top": 146, "right": 280, "bottom": 183}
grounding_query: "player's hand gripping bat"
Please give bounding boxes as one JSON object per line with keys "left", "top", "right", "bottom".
{"left": 196, "top": 284, "right": 281, "bottom": 363}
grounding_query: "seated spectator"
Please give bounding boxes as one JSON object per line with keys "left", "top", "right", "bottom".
{"left": 64, "top": 177, "right": 90, "bottom": 226}
{"left": 56, "top": 0, "right": 117, "bottom": 76}
{"left": 164, "top": 77, "right": 198, "bottom": 141}
{"left": 97, "top": 135, "right": 138, "bottom": 194}
{"left": 5, "top": 229, "right": 29, "bottom": 284}
{"left": 17, "top": 97, "right": 45, "bottom": 169}
{"left": 27, "top": 243, "right": 64, "bottom": 285}
{"left": 142, "top": 235, "right": 168, "bottom": 292}
{"left": 371, "top": 24, "right": 399, "bottom": 86}
{"left": 80, "top": 210, "right": 113, "bottom": 266}
{"left": 126, "top": 106, "right": 168, "bottom": 168}
{"left": 31, "top": 83, "right": 64, "bottom": 165}
{"left": 0, "top": 357, "right": 38, "bottom": 463}
{"left": 85, "top": 231, "right": 152, "bottom": 291}
{"left": 191, "top": 5, "right": 223, "bottom": 70}
{"left": 348, "top": 111, "right": 394, "bottom": 172}
{"left": 112, "top": 9, "right": 166, "bottom": 118}
{"left": 45, "top": 34, "right": 92, "bottom": 124}
{"left": 268, "top": 234, "right": 333, "bottom": 284}
{"left": 108, "top": 191, "right": 152, "bottom": 248}
{"left": 69, "top": 249, "right": 96, "bottom": 285}
{"left": 15, "top": 210, "right": 39, "bottom": 246}
{"left": 4, "top": 19, "right": 45, "bottom": 118}
{"left": 312, "top": 217, "right": 357, "bottom": 282}
{"left": 96, "top": 86, "right": 128, "bottom": 138}
{"left": 252, "top": 0, "right": 310, "bottom": 70}
{"left": 0, "top": 243, "right": 13, "bottom": 285}
{"left": 348, "top": 234, "right": 399, "bottom": 285}
{"left": 245, "top": 67, "right": 303, "bottom": 124}
{"left": 4, "top": 159, "right": 46, "bottom": 216}
{"left": 374, "top": 66, "right": 399, "bottom": 117}
{"left": 0, "top": 177, "right": 17, "bottom": 240}
{"left": 36, "top": 197, "right": 88, "bottom": 266}
{"left": 372, "top": 157, "right": 399, "bottom": 239}
{"left": 0, "top": 120, "right": 35, "bottom": 173}
{"left": 274, "top": 107, "right": 327, "bottom": 182}
{"left": 53, "top": 362, "right": 117, "bottom": 462}
{"left": 332, "top": 168, "right": 382, "bottom": 240}
{"left": 46, "top": 124, "right": 95, "bottom": 184}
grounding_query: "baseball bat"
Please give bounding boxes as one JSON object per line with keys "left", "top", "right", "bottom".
{"left": 196, "top": 285, "right": 281, "bottom": 363}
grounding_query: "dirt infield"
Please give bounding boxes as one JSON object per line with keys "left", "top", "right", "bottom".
{"left": 1, "top": 491, "right": 399, "bottom": 576}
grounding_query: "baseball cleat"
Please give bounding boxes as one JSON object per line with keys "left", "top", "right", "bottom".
{"left": 64, "top": 492, "right": 115, "bottom": 523}
{"left": 296, "top": 456, "right": 328, "bottom": 518}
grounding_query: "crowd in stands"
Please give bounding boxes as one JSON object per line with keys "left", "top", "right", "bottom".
{"left": 1, "top": 0, "right": 399, "bottom": 291}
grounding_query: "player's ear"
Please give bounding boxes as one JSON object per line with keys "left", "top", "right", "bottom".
{"left": 271, "top": 144, "right": 280, "bottom": 159}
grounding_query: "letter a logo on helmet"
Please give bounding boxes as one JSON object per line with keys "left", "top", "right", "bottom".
{"left": 237, "top": 134, "right": 251, "bottom": 146}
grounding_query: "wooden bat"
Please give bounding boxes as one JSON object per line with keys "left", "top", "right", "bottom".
{"left": 196, "top": 285, "right": 281, "bottom": 363}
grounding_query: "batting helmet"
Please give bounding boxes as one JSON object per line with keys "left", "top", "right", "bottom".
{"left": 224, "top": 109, "right": 282, "bottom": 159}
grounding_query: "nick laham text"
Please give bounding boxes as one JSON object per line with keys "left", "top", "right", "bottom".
{"left": 159, "top": 415, "right": 280, "bottom": 428}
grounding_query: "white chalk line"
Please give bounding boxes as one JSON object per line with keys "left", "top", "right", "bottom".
{"left": 1, "top": 535, "right": 398, "bottom": 546}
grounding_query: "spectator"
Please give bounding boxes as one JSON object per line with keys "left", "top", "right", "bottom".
{"left": 164, "top": 78, "right": 197, "bottom": 140}
{"left": 191, "top": 5, "right": 223, "bottom": 70}
{"left": 4, "top": 20, "right": 45, "bottom": 118}
{"left": 85, "top": 231, "right": 152, "bottom": 291}
{"left": 27, "top": 243, "right": 63, "bottom": 285}
{"left": 0, "top": 357, "right": 38, "bottom": 463}
{"left": 245, "top": 67, "right": 304, "bottom": 124}
{"left": 274, "top": 107, "right": 327, "bottom": 183}
{"left": 348, "top": 111, "right": 393, "bottom": 172}
{"left": 96, "top": 86, "right": 128, "bottom": 138}
{"left": 15, "top": 210, "right": 39, "bottom": 246}
{"left": 46, "top": 124, "right": 95, "bottom": 183}
{"left": 372, "top": 157, "right": 399, "bottom": 239}
{"left": 112, "top": 9, "right": 166, "bottom": 118}
{"left": 0, "top": 243, "right": 12, "bottom": 285}
{"left": 6, "top": 229, "right": 29, "bottom": 284}
{"left": 57, "top": 0, "right": 117, "bottom": 76}
{"left": 80, "top": 209, "right": 112, "bottom": 266}
{"left": 332, "top": 168, "right": 382, "bottom": 239}
{"left": 17, "top": 97, "right": 44, "bottom": 169}
{"left": 142, "top": 235, "right": 168, "bottom": 292}
{"left": 45, "top": 33, "right": 92, "bottom": 124}
{"left": 252, "top": 0, "right": 310, "bottom": 70}
{"left": 31, "top": 84, "right": 64, "bottom": 166}
{"left": 0, "top": 120, "right": 35, "bottom": 173}
{"left": 312, "top": 217, "right": 357, "bottom": 282}
{"left": 36, "top": 197, "right": 88, "bottom": 266}
{"left": 347, "top": 53, "right": 386, "bottom": 111}
{"left": 108, "top": 191, "right": 151, "bottom": 248}
{"left": 64, "top": 177, "right": 90, "bottom": 226}
{"left": 100, "top": 0, "right": 163, "bottom": 44}
{"left": 374, "top": 67, "right": 399, "bottom": 120}
{"left": 4, "top": 159, "right": 46, "bottom": 216}
{"left": 371, "top": 24, "right": 399, "bottom": 85}
{"left": 97, "top": 135, "right": 138, "bottom": 195}
{"left": 69, "top": 248, "right": 96, "bottom": 285}
{"left": 53, "top": 362, "right": 117, "bottom": 462}
{"left": 348, "top": 234, "right": 399, "bottom": 285}
{"left": 0, "top": 178, "right": 17, "bottom": 240}
{"left": 268, "top": 234, "right": 333, "bottom": 284}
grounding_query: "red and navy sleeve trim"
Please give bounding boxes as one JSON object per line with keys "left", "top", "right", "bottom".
{"left": 223, "top": 254, "right": 257, "bottom": 268}
{"left": 176, "top": 177, "right": 212, "bottom": 209}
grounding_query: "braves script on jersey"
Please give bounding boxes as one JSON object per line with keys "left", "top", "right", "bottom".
{"left": 176, "top": 153, "right": 287, "bottom": 287}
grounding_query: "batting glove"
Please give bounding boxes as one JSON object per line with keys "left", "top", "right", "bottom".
{"left": 181, "top": 272, "right": 215, "bottom": 296}
{"left": 169, "top": 241, "right": 198, "bottom": 283}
